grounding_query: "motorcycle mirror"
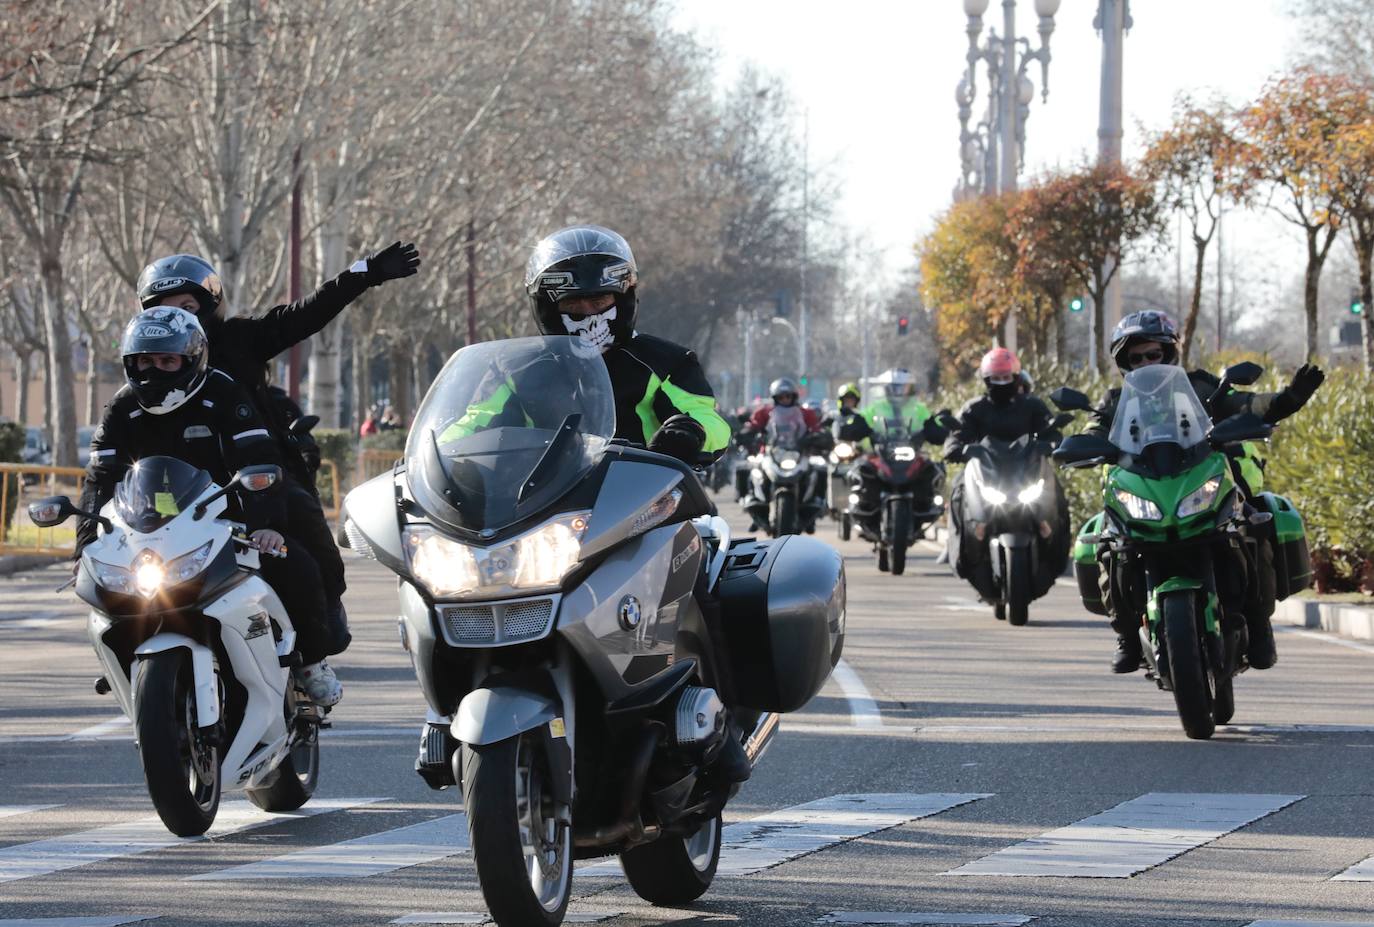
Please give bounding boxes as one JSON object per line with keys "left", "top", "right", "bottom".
{"left": 1052, "top": 434, "right": 1120, "bottom": 468}
{"left": 1221, "top": 361, "right": 1264, "bottom": 387}
{"left": 1049, "top": 387, "right": 1093, "bottom": 413}
{"left": 28, "top": 495, "right": 74, "bottom": 528}
{"left": 290, "top": 414, "right": 320, "bottom": 436}
{"left": 237, "top": 464, "right": 283, "bottom": 492}
{"left": 1207, "top": 412, "right": 1273, "bottom": 446}
{"left": 1050, "top": 412, "right": 1075, "bottom": 431}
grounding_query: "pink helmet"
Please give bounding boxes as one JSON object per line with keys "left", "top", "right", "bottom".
{"left": 978, "top": 347, "right": 1021, "bottom": 385}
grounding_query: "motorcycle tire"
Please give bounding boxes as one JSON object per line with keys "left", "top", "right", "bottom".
{"left": 773, "top": 493, "right": 798, "bottom": 537}
{"left": 1006, "top": 546, "right": 1030, "bottom": 627}
{"left": 245, "top": 692, "right": 319, "bottom": 812}
{"left": 462, "top": 734, "right": 572, "bottom": 927}
{"left": 1161, "top": 592, "right": 1216, "bottom": 740}
{"left": 889, "top": 501, "right": 911, "bottom": 576}
{"left": 877, "top": 546, "right": 890, "bottom": 572}
{"left": 134, "top": 651, "right": 221, "bottom": 837}
{"left": 620, "top": 813, "right": 722, "bottom": 905}
{"left": 994, "top": 601, "right": 1006, "bottom": 621}
{"left": 839, "top": 513, "right": 852, "bottom": 542}
{"left": 1212, "top": 676, "right": 1236, "bottom": 726}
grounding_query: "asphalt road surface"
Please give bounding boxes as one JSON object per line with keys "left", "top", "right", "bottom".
{"left": 2, "top": 492, "right": 1372, "bottom": 927}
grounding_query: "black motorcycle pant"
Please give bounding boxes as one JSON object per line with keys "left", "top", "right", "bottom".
{"left": 258, "top": 535, "right": 331, "bottom": 664}
{"left": 286, "top": 477, "right": 350, "bottom": 654}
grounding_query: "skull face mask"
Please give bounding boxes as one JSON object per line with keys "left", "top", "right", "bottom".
{"left": 562, "top": 305, "right": 618, "bottom": 356}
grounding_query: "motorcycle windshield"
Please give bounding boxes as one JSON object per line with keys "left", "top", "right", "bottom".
{"left": 1109, "top": 365, "right": 1211, "bottom": 457}
{"left": 873, "top": 416, "right": 912, "bottom": 444}
{"left": 768, "top": 405, "right": 808, "bottom": 450}
{"left": 113, "top": 456, "right": 213, "bottom": 533}
{"left": 406, "top": 336, "right": 615, "bottom": 534}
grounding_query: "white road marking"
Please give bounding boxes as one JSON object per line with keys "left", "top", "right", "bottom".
{"left": 945, "top": 792, "right": 1303, "bottom": 878}
{"left": 831, "top": 659, "right": 883, "bottom": 729}
{"left": 189, "top": 813, "right": 467, "bottom": 880}
{"left": 1332, "top": 853, "right": 1374, "bottom": 881}
{"left": 0, "top": 724, "right": 431, "bottom": 746}
{"left": 0, "top": 805, "right": 60, "bottom": 820}
{"left": 0, "top": 797, "right": 382, "bottom": 883}
{"left": 1245, "top": 922, "right": 1374, "bottom": 927}
{"left": 584, "top": 792, "right": 989, "bottom": 880}
{"left": 1277, "top": 626, "right": 1374, "bottom": 656}
{"left": 67, "top": 717, "right": 131, "bottom": 740}
{"left": 0, "top": 918, "right": 159, "bottom": 927}
{"left": 916, "top": 723, "right": 1374, "bottom": 735}
{"left": 392, "top": 916, "right": 618, "bottom": 925}
{"left": 820, "top": 914, "right": 1034, "bottom": 926}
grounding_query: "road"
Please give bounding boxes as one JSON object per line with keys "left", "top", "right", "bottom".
{"left": 1, "top": 493, "right": 1372, "bottom": 927}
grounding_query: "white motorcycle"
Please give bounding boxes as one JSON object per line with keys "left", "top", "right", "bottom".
{"left": 29, "top": 458, "right": 324, "bottom": 836}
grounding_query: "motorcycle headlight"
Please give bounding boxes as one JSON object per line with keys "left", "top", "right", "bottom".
{"left": 1113, "top": 487, "right": 1162, "bottom": 521}
{"left": 92, "top": 559, "right": 134, "bottom": 595}
{"left": 893, "top": 445, "right": 916, "bottom": 462}
{"left": 1017, "top": 479, "right": 1045, "bottom": 505}
{"left": 132, "top": 551, "right": 165, "bottom": 599}
{"left": 166, "top": 541, "right": 215, "bottom": 584}
{"left": 405, "top": 511, "right": 591, "bottom": 599}
{"left": 1176, "top": 476, "right": 1222, "bottom": 518}
{"left": 779, "top": 458, "right": 798, "bottom": 471}
{"left": 979, "top": 485, "right": 1007, "bottom": 505}
{"left": 833, "top": 442, "right": 855, "bottom": 459}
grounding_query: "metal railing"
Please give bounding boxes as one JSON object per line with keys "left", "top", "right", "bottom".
{"left": 356, "top": 448, "right": 402, "bottom": 485}
{"left": 0, "top": 463, "right": 87, "bottom": 556}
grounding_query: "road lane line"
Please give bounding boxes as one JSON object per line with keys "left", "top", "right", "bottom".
{"left": 0, "top": 805, "right": 61, "bottom": 820}
{"left": 392, "top": 916, "right": 619, "bottom": 925}
{"left": 820, "top": 914, "right": 1033, "bottom": 926}
{"left": 1332, "top": 853, "right": 1374, "bottom": 881}
{"left": 580, "top": 792, "right": 990, "bottom": 879}
{"left": 832, "top": 659, "right": 883, "bottom": 729}
{"left": 1246, "top": 922, "right": 1374, "bottom": 927}
{"left": 1277, "top": 626, "right": 1374, "bottom": 655}
{"left": 0, "top": 798, "right": 384, "bottom": 883}
{"left": 67, "top": 717, "right": 131, "bottom": 740}
{"left": 189, "top": 813, "right": 468, "bottom": 880}
{"left": 0, "top": 918, "right": 159, "bottom": 927}
{"left": 945, "top": 792, "right": 1303, "bottom": 878}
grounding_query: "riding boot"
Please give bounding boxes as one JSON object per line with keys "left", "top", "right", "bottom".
{"left": 1112, "top": 632, "right": 1144, "bottom": 674}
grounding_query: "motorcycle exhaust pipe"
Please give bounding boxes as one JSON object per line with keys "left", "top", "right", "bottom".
{"left": 743, "top": 711, "right": 780, "bottom": 768}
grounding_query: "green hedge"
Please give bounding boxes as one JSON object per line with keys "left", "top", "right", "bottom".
{"left": 0, "top": 422, "right": 23, "bottom": 530}
{"left": 313, "top": 428, "right": 355, "bottom": 507}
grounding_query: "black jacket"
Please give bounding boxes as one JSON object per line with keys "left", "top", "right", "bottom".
{"left": 78, "top": 369, "right": 287, "bottom": 551}
{"left": 602, "top": 333, "right": 731, "bottom": 460}
{"left": 201, "top": 269, "right": 370, "bottom": 482}
{"left": 1086, "top": 369, "right": 1294, "bottom": 439}
{"left": 944, "top": 394, "right": 1058, "bottom": 462}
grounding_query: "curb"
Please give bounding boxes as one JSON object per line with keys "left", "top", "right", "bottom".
{"left": 0, "top": 553, "right": 67, "bottom": 577}
{"left": 1273, "top": 596, "right": 1374, "bottom": 642}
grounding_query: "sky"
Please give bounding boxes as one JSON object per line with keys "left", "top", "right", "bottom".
{"left": 673, "top": 0, "right": 1301, "bottom": 283}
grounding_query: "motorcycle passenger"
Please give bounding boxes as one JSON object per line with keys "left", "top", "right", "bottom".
{"left": 136, "top": 246, "right": 420, "bottom": 655}
{"left": 943, "top": 348, "right": 1065, "bottom": 589}
{"left": 78, "top": 309, "right": 342, "bottom": 705}
{"left": 1089, "top": 310, "right": 1325, "bottom": 674}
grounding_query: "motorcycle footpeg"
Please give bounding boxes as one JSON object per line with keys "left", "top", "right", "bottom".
{"left": 94, "top": 675, "right": 111, "bottom": 695}
{"left": 279, "top": 651, "right": 303, "bottom": 668}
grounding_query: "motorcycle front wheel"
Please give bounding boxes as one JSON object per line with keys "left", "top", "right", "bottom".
{"left": 1006, "top": 546, "right": 1031, "bottom": 626}
{"left": 135, "top": 651, "right": 221, "bottom": 837}
{"left": 839, "top": 512, "right": 852, "bottom": 541}
{"left": 888, "top": 500, "right": 911, "bottom": 576}
{"left": 1161, "top": 592, "right": 1216, "bottom": 740}
{"left": 773, "top": 492, "right": 798, "bottom": 537}
{"left": 620, "top": 813, "right": 722, "bottom": 905}
{"left": 462, "top": 733, "right": 572, "bottom": 927}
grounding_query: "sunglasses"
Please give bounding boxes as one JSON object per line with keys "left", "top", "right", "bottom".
{"left": 1127, "top": 348, "right": 1165, "bottom": 366}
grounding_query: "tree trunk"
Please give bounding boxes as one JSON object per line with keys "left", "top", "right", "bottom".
{"left": 388, "top": 342, "right": 410, "bottom": 422}
{"left": 39, "top": 259, "right": 79, "bottom": 467}
{"left": 351, "top": 332, "right": 369, "bottom": 434}
{"left": 1181, "top": 233, "right": 1209, "bottom": 367}
{"left": 307, "top": 158, "right": 353, "bottom": 426}
{"left": 1302, "top": 226, "right": 1331, "bottom": 363}
{"left": 1092, "top": 280, "right": 1110, "bottom": 374}
{"left": 1356, "top": 221, "right": 1374, "bottom": 372}
{"left": 14, "top": 351, "right": 30, "bottom": 424}
{"left": 85, "top": 339, "right": 100, "bottom": 426}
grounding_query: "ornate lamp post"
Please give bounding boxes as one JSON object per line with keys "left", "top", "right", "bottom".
{"left": 956, "top": 0, "right": 1060, "bottom": 199}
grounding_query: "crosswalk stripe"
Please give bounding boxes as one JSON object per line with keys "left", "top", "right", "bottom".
{"left": 0, "top": 797, "right": 383, "bottom": 883}
{"left": 946, "top": 792, "right": 1303, "bottom": 878}
{"left": 189, "top": 813, "right": 468, "bottom": 880}
{"left": 0, "top": 805, "right": 61, "bottom": 820}
{"left": 819, "top": 914, "right": 1033, "bottom": 926}
{"left": 579, "top": 792, "right": 991, "bottom": 879}
{"left": 1245, "top": 921, "right": 1374, "bottom": 927}
{"left": 1331, "top": 854, "right": 1374, "bottom": 881}
{"left": 391, "top": 916, "right": 619, "bottom": 925}
{"left": 0, "top": 918, "right": 158, "bottom": 927}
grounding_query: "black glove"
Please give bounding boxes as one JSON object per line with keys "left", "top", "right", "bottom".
{"left": 649, "top": 414, "right": 707, "bottom": 463}
{"left": 360, "top": 241, "right": 421, "bottom": 286}
{"left": 1287, "top": 363, "right": 1325, "bottom": 407}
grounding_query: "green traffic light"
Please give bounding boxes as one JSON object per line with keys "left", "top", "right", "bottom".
{"left": 799, "top": 376, "right": 809, "bottom": 386}
{"left": 1069, "top": 297, "right": 1085, "bottom": 312}
{"left": 1353, "top": 301, "right": 1364, "bottom": 315}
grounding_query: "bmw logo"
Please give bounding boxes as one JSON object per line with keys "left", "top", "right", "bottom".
{"left": 618, "top": 595, "right": 642, "bottom": 631}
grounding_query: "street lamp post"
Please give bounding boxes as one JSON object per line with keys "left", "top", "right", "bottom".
{"left": 769, "top": 316, "right": 805, "bottom": 381}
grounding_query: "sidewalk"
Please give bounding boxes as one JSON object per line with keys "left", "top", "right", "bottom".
{"left": 1273, "top": 595, "right": 1374, "bottom": 642}
{"left": 0, "top": 553, "right": 66, "bottom": 577}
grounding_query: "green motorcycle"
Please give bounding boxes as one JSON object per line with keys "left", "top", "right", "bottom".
{"left": 1051, "top": 364, "right": 1311, "bottom": 740}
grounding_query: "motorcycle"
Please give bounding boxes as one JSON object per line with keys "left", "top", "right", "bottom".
{"left": 827, "top": 438, "right": 861, "bottom": 541}
{"left": 947, "top": 414, "right": 1073, "bottom": 625}
{"left": 1051, "top": 363, "right": 1310, "bottom": 739}
{"left": 744, "top": 409, "right": 829, "bottom": 537}
{"left": 843, "top": 416, "right": 946, "bottom": 576}
{"left": 27, "top": 459, "right": 322, "bottom": 836}
{"left": 338, "top": 336, "right": 844, "bottom": 926}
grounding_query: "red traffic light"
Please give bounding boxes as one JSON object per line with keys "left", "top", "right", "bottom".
{"left": 897, "top": 316, "right": 910, "bottom": 335}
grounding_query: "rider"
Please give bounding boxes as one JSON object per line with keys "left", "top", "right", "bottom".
{"left": 745, "top": 377, "right": 823, "bottom": 435}
{"left": 77, "top": 308, "right": 341, "bottom": 705}
{"left": 860, "top": 367, "right": 931, "bottom": 436}
{"left": 1090, "top": 310, "right": 1325, "bottom": 674}
{"left": 136, "top": 244, "right": 421, "bottom": 656}
{"left": 942, "top": 348, "right": 1065, "bottom": 587}
{"left": 416, "top": 225, "right": 739, "bottom": 788}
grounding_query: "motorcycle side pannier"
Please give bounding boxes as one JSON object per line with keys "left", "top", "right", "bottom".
{"left": 1073, "top": 513, "right": 1108, "bottom": 616}
{"left": 1257, "top": 492, "right": 1313, "bottom": 599}
{"left": 715, "top": 535, "right": 845, "bottom": 713}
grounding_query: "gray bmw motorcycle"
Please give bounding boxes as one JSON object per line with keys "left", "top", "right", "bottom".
{"left": 341, "top": 336, "right": 845, "bottom": 927}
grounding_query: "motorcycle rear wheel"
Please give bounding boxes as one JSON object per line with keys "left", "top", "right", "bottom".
{"left": 246, "top": 690, "right": 319, "bottom": 812}
{"left": 135, "top": 651, "right": 221, "bottom": 837}
{"left": 1161, "top": 593, "right": 1216, "bottom": 740}
{"left": 620, "top": 813, "right": 722, "bottom": 905}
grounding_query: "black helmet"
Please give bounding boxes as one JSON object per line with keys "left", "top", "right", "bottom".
{"left": 1110, "top": 310, "right": 1179, "bottom": 373}
{"left": 136, "top": 254, "right": 224, "bottom": 318}
{"left": 525, "top": 225, "right": 638, "bottom": 353}
{"left": 120, "top": 308, "right": 211, "bottom": 414}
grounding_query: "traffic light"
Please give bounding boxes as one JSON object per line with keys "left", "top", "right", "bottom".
{"left": 1350, "top": 290, "right": 1364, "bottom": 315}
{"left": 1068, "top": 296, "right": 1085, "bottom": 313}
{"left": 798, "top": 375, "right": 809, "bottom": 387}
{"left": 897, "top": 316, "right": 910, "bottom": 336}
